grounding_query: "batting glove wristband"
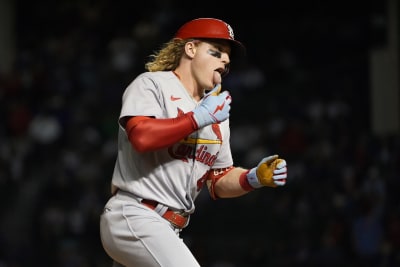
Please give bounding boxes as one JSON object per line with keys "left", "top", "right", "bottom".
{"left": 241, "top": 155, "right": 287, "bottom": 190}
{"left": 192, "top": 84, "right": 231, "bottom": 128}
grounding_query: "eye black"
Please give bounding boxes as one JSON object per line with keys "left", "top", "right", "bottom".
{"left": 207, "top": 49, "right": 222, "bottom": 59}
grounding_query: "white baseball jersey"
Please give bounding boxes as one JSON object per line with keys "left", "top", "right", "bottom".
{"left": 110, "top": 71, "right": 233, "bottom": 214}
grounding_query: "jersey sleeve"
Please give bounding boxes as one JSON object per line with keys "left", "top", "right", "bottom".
{"left": 120, "top": 73, "right": 164, "bottom": 125}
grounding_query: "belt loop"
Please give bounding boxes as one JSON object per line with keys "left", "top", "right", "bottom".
{"left": 154, "top": 203, "right": 168, "bottom": 215}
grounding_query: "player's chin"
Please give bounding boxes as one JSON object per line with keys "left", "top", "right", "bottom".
{"left": 207, "top": 81, "right": 216, "bottom": 90}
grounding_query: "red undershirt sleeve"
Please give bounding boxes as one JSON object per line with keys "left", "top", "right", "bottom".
{"left": 125, "top": 113, "right": 199, "bottom": 152}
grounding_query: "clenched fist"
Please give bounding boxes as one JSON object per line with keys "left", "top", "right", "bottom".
{"left": 247, "top": 155, "right": 287, "bottom": 188}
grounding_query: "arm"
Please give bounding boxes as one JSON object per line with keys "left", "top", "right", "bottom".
{"left": 125, "top": 114, "right": 197, "bottom": 152}
{"left": 211, "top": 167, "right": 249, "bottom": 198}
{"left": 125, "top": 84, "right": 232, "bottom": 153}
{"left": 208, "top": 155, "right": 288, "bottom": 199}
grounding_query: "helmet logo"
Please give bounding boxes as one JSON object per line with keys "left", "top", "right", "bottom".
{"left": 226, "top": 23, "right": 235, "bottom": 40}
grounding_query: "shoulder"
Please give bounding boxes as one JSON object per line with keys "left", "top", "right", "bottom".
{"left": 125, "top": 71, "right": 170, "bottom": 90}
{"left": 130, "top": 71, "right": 179, "bottom": 93}
{"left": 124, "top": 71, "right": 178, "bottom": 96}
{"left": 136, "top": 71, "right": 176, "bottom": 83}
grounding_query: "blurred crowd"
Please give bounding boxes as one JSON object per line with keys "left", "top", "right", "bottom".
{"left": 0, "top": 1, "right": 399, "bottom": 267}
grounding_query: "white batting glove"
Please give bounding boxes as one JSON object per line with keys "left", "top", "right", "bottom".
{"left": 246, "top": 155, "right": 287, "bottom": 188}
{"left": 192, "top": 84, "right": 231, "bottom": 128}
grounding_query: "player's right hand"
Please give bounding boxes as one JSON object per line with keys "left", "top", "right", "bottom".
{"left": 246, "top": 155, "right": 287, "bottom": 188}
{"left": 192, "top": 84, "right": 231, "bottom": 128}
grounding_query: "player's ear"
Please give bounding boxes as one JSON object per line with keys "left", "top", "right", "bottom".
{"left": 184, "top": 41, "right": 197, "bottom": 59}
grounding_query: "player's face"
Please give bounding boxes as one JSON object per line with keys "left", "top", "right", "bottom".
{"left": 190, "top": 40, "right": 231, "bottom": 90}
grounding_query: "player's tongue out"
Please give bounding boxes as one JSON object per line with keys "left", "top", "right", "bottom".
{"left": 213, "top": 71, "right": 221, "bottom": 85}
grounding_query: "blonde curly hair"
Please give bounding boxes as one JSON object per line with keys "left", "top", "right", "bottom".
{"left": 145, "top": 38, "right": 190, "bottom": 72}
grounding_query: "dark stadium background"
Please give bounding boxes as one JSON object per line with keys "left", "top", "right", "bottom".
{"left": 0, "top": 0, "right": 399, "bottom": 266}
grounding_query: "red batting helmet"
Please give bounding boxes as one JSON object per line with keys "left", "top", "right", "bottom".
{"left": 175, "top": 18, "right": 245, "bottom": 56}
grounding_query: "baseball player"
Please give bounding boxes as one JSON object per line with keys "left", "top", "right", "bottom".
{"left": 100, "top": 17, "right": 288, "bottom": 267}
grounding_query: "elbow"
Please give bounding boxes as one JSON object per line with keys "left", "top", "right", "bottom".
{"left": 130, "top": 136, "right": 151, "bottom": 153}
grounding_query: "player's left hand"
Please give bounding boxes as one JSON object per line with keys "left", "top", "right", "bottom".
{"left": 246, "top": 155, "right": 287, "bottom": 188}
{"left": 192, "top": 84, "right": 231, "bottom": 128}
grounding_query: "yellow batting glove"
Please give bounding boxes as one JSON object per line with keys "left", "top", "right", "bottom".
{"left": 246, "top": 155, "right": 287, "bottom": 188}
